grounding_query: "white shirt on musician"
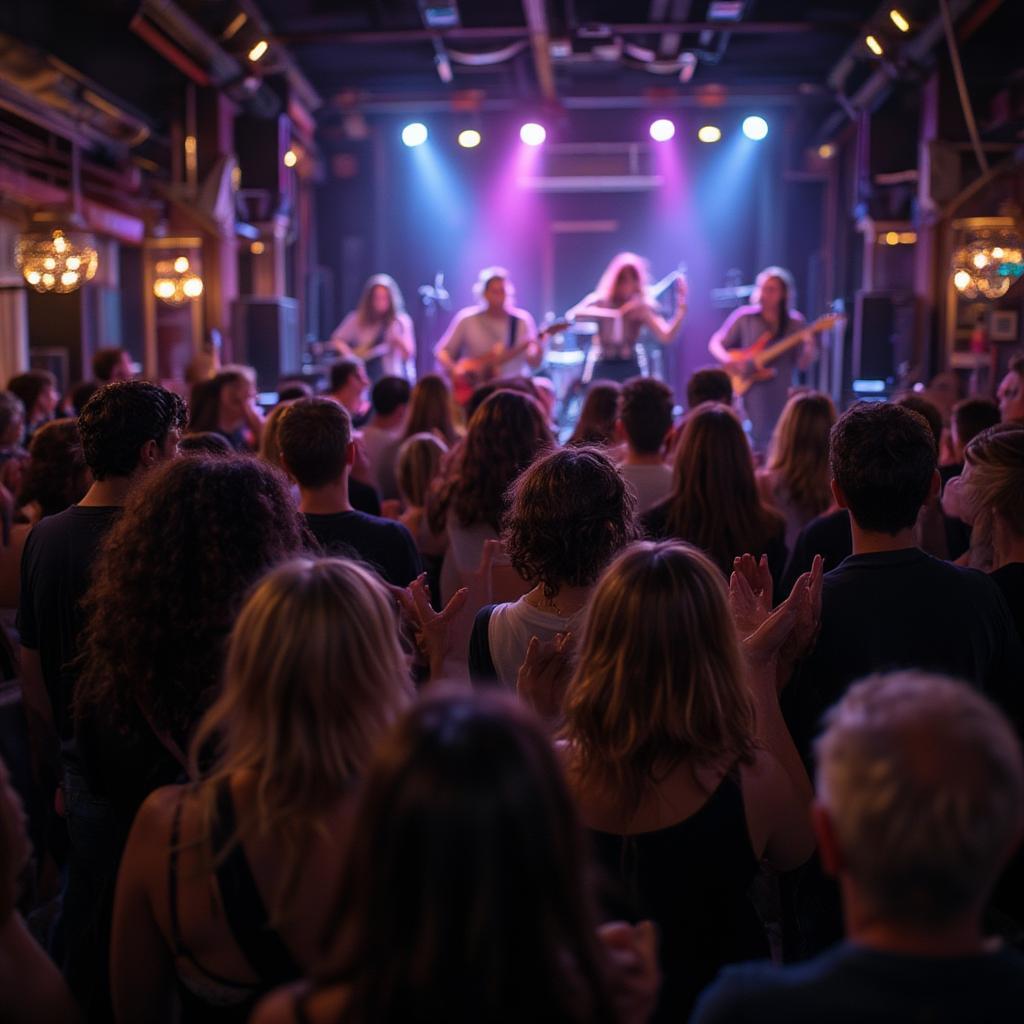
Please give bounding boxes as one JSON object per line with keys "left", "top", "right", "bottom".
{"left": 437, "top": 305, "right": 538, "bottom": 378}
{"left": 330, "top": 311, "right": 415, "bottom": 378}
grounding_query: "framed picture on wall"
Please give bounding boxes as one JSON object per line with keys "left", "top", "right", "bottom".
{"left": 990, "top": 310, "right": 1019, "bottom": 342}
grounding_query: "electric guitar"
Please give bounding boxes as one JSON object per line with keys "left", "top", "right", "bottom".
{"left": 452, "top": 318, "right": 571, "bottom": 405}
{"left": 723, "top": 312, "right": 844, "bottom": 397}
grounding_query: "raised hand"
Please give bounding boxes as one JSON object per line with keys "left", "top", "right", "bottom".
{"left": 516, "top": 632, "right": 573, "bottom": 720}
{"left": 405, "top": 574, "right": 469, "bottom": 679}
{"left": 729, "top": 553, "right": 773, "bottom": 638}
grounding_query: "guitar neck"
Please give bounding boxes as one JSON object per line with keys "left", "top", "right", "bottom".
{"left": 758, "top": 318, "right": 833, "bottom": 366}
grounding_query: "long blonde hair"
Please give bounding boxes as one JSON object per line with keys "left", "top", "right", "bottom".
{"left": 188, "top": 557, "right": 414, "bottom": 921}
{"left": 561, "top": 541, "right": 756, "bottom": 814}
{"left": 258, "top": 399, "right": 296, "bottom": 468}
{"left": 595, "top": 252, "right": 649, "bottom": 305}
{"left": 766, "top": 391, "right": 836, "bottom": 517}
{"left": 960, "top": 423, "right": 1024, "bottom": 560}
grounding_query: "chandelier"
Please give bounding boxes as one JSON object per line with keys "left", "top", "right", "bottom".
{"left": 153, "top": 256, "right": 204, "bottom": 305}
{"left": 15, "top": 227, "right": 99, "bottom": 294}
{"left": 952, "top": 225, "right": 1024, "bottom": 300}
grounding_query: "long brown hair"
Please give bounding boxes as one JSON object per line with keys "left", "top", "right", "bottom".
{"left": 401, "top": 374, "right": 460, "bottom": 446}
{"left": 567, "top": 382, "right": 621, "bottom": 447}
{"left": 561, "top": 541, "right": 756, "bottom": 815}
{"left": 354, "top": 274, "right": 404, "bottom": 327}
{"left": 318, "top": 691, "right": 618, "bottom": 1024}
{"left": 662, "top": 403, "right": 783, "bottom": 574}
{"left": 766, "top": 391, "right": 836, "bottom": 517}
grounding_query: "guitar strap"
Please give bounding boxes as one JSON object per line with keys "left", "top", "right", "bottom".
{"left": 507, "top": 314, "right": 521, "bottom": 350}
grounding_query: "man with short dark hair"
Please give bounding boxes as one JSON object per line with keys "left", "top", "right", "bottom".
{"left": 686, "top": 366, "right": 733, "bottom": 410}
{"left": 361, "top": 376, "right": 410, "bottom": 494}
{"left": 91, "top": 347, "right": 133, "bottom": 384}
{"left": 694, "top": 671, "right": 1024, "bottom": 1023}
{"left": 783, "top": 402, "right": 1024, "bottom": 762}
{"left": 277, "top": 397, "right": 421, "bottom": 587}
{"left": 616, "top": 376, "right": 674, "bottom": 512}
{"left": 327, "top": 357, "right": 371, "bottom": 426}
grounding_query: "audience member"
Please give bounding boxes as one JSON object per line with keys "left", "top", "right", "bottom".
{"left": 567, "top": 381, "right": 621, "bottom": 448}
{"left": 254, "top": 692, "right": 658, "bottom": 1024}
{"left": 557, "top": 541, "right": 816, "bottom": 1021}
{"left": 275, "top": 381, "right": 313, "bottom": 403}
{"left": 326, "top": 358, "right": 370, "bottom": 427}
{"left": 644, "top": 403, "right": 786, "bottom": 587}
{"left": 91, "top": 348, "right": 133, "bottom": 385}
{"left": 997, "top": 352, "right": 1024, "bottom": 424}
{"left": 111, "top": 558, "right": 414, "bottom": 1022}
{"left": 8, "top": 370, "right": 59, "bottom": 441}
{"left": 361, "top": 376, "right": 410, "bottom": 493}
{"left": 464, "top": 375, "right": 541, "bottom": 422}
{"left": 469, "top": 446, "right": 638, "bottom": 686}
{"left": 758, "top": 392, "right": 836, "bottom": 552}
{"left": 176, "top": 431, "right": 234, "bottom": 456}
{"left": 694, "top": 672, "right": 1024, "bottom": 1023}
{"left": 686, "top": 367, "right": 733, "bottom": 409}
{"left": 394, "top": 433, "right": 449, "bottom": 587}
{"left": 277, "top": 398, "right": 420, "bottom": 587}
{"left": 616, "top": 377, "right": 674, "bottom": 513}
{"left": 187, "top": 367, "right": 263, "bottom": 451}
{"left": 947, "top": 396, "right": 1000, "bottom": 480}
{"left": 15, "top": 420, "right": 90, "bottom": 526}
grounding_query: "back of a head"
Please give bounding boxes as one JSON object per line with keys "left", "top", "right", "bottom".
{"left": 503, "top": 446, "right": 638, "bottom": 597}
{"left": 829, "top": 402, "right": 936, "bottom": 534}
{"left": 177, "top": 432, "right": 235, "bottom": 457}
{"left": 466, "top": 377, "right": 539, "bottom": 422}
{"left": 953, "top": 397, "right": 1000, "bottom": 450}
{"left": 397, "top": 433, "right": 448, "bottom": 507}
{"left": 567, "top": 382, "right": 620, "bottom": 447}
{"left": 331, "top": 691, "right": 609, "bottom": 1024}
{"left": 686, "top": 367, "right": 733, "bottom": 409}
{"left": 619, "top": 377, "right": 674, "bottom": 455}
{"left": 276, "top": 381, "right": 313, "bottom": 403}
{"left": 372, "top": 376, "right": 412, "bottom": 418}
{"left": 895, "top": 394, "right": 943, "bottom": 454}
{"left": 277, "top": 397, "right": 351, "bottom": 489}
{"left": 92, "top": 347, "right": 129, "bottom": 383}
{"left": 19, "top": 419, "right": 89, "bottom": 517}
{"left": 329, "top": 358, "right": 363, "bottom": 394}
{"left": 78, "top": 380, "right": 186, "bottom": 480}
{"left": 405, "top": 375, "right": 454, "bottom": 440}
{"left": 563, "top": 541, "right": 754, "bottom": 809}
{"left": 962, "top": 423, "right": 1024, "bottom": 540}
{"left": 816, "top": 671, "right": 1024, "bottom": 926}
{"left": 767, "top": 391, "right": 837, "bottom": 515}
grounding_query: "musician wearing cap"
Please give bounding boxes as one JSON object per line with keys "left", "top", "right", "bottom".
{"left": 708, "top": 266, "right": 818, "bottom": 453}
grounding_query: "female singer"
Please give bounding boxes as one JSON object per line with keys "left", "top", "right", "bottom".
{"left": 330, "top": 275, "right": 415, "bottom": 382}
{"left": 568, "top": 253, "right": 686, "bottom": 385}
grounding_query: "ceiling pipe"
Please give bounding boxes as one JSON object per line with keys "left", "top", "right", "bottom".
{"left": 522, "top": 0, "right": 559, "bottom": 102}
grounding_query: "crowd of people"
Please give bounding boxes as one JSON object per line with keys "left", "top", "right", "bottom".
{"left": 1, "top": 340, "right": 1024, "bottom": 1023}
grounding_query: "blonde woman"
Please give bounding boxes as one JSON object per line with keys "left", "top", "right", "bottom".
{"left": 109, "top": 558, "right": 415, "bottom": 1024}
{"left": 558, "top": 541, "right": 817, "bottom": 1022}
{"left": 757, "top": 391, "right": 837, "bottom": 551}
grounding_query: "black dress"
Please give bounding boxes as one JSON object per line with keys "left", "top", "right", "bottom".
{"left": 588, "top": 772, "right": 767, "bottom": 1023}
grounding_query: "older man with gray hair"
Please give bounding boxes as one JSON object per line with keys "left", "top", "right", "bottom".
{"left": 692, "top": 671, "right": 1024, "bottom": 1023}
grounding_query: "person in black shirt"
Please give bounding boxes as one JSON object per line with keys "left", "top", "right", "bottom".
{"left": 694, "top": 672, "right": 1024, "bottom": 1024}
{"left": 277, "top": 397, "right": 421, "bottom": 587}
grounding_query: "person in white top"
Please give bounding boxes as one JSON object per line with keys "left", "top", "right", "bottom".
{"left": 434, "top": 267, "right": 542, "bottom": 403}
{"left": 359, "top": 376, "right": 411, "bottom": 493}
{"left": 616, "top": 376, "right": 675, "bottom": 514}
{"left": 329, "top": 274, "right": 415, "bottom": 382}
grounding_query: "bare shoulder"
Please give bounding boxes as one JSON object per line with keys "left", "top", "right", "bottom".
{"left": 132, "top": 784, "right": 186, "bottom": 839}
{"left": 253, "top": 982, "right": 349, "bottom": 1024}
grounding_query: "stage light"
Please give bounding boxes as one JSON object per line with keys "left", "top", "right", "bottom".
{"left": 889, "top": 10, "right": 910, "bottom": 32}
{"left": 818, "top": 143, "right": 835, "bottom": 159}
{"left": 649, "top": 119, "right": 676, "bottom": 142}
{"left": 248, "top": 39, "right": 269, "bottom": 62}
{"left": 865, "top": 35, "right": 884, "bottom": 56}
{"left": 520, "top": 122, "right": 546, "bottom": 146}
{"left": 401, "top": 122, "right": 428, "bottom": 147}
{"left": 250, "top": 241, "right": 265, "bottom": 256}
{"left": 458, "top": 129, "right": 481, "bottom": 149}
{"left": 741, "top": 116, "right": 768, "bottom": 141}
{"left": 697, "top": 125, "right": 722, "bottom": 143}
{"left": 284, "top": 148, "right": 298, "bottom": 167}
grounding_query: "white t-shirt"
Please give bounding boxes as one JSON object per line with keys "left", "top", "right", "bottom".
{"left": 618, "top": 462, "right": 673, "bottom": 513}
{"left": 360, "top": 423, "right": 404, "bottom": 490}
{"left": 330, "top": 311, "right": 415, "bottom": 378}
{"left": 437, "top": 305, "right": 538, "bottom": 378}
{"left": 487, "top": 597, "right": 587, "bottom": 688}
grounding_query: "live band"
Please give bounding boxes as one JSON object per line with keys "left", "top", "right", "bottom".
{"left": 328, "top": 254, "right": 840, "bottom": 451}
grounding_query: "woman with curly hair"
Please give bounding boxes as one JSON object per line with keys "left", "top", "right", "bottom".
{"left": 110, "top": 558, "right": 414, "bottom": 1023}
{"left": 469, "top": 446, "right": 638, "bottom": 687}
{"left": 428, "top": 390, "right": 553, "bottom": 599}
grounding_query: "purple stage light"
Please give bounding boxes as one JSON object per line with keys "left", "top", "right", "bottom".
{"left": 519, "top": 122, "right": 546, "bottom": 147}
{"left": 649, "top": 118, "right": 676, "bottom": 142}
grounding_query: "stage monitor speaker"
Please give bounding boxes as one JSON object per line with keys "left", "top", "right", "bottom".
{"left": 852, "top": 291, "right": 916, "bottom": 386}
{"left": 231, "top": 297, "right": 300, "bottom": 389}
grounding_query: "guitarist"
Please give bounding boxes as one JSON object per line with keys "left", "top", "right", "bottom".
{"left": 434, "top": 267, "right": 543, "bottom": 403}
{"left": 708, "top": 266, "right": 816, "bottom": 453}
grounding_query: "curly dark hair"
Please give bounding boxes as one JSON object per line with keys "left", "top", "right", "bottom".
{"left": 503, "top": 446, "right": 638, "bottom": 598}
{"left": 74, "top": 456, "right": 306, "bottom": 741}
{"left": 429, "top": 390, "right": 553, "bottom": 535}
{"left": 17, "top": 419, "right": 89, "bottom": 519}
{"left": 829, "top": 402, "right": 937, "bottom": 535}
{"left": 78, "top": 380, "right": 187, "bottom": 480}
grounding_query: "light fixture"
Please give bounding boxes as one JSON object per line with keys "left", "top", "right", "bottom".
{"left": 865, "top": 35, "right": 884, "bottom": 56}
{"left": 248, "top": 39, "right": 269, "bottom": 62}
{"left": 16, "top": 228, "right": 98, "bottom": 294}
{"left": 818, "top": 143, "right": 835, "bottom": 159}
{"left": 649, "top": 119, "right": 676, "bottom": 142}
{"left": 519, "top": 122, "right": 546, "bottom": 146}
{"left": 885, "top": 231, "right": 900, "bottom": 246}
{"left": 697, "top": 125, "right": 722, "bottom": 143}
{"left": 741, "top": 116, "right": 768, "bottom": 141}
{"left": 153, "top": 257, "right": 204, "bottom": 305}
{"left": 889, "top": 9, "right": 910, "bottom": 32}
{"left": 457, "top": 129, "right": 481, "bottom": 148}
{"left": 952, "top": 224, "right": 1024, "bottom": 300}
{"left": 284, "top": 148, "right": 298, "bottom": 167}
{"left": 401, "top": 122, "right": 428, "bottom": 147}
{"left": 250, "top": 241, "right": 265, "bottom": 255}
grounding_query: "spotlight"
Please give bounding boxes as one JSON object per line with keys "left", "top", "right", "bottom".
{"left": 458, "top": 129, "right": 481, "bottom": 149}
{"left": 284, "top": 148, "right": 298, "bottom": 167}
{"left": 741, "top": 116, "right": 768, "bottom": 141}
{"left": 401, "top": 122, "right": 428, "bottom": 147}
{"left": 889, "top": 9, "right": 910, "bottom": 32}
{"left": 519, "top": 122, "right": 546, "bottom": 147}
{"left": 865, "top": 35, "right": 884, "bottom": 56}
{"left": 649, "top": 119, "right": 676, "bottom": 142}
{"left": 248, "top": 39, "right": 269, "bottom": 62}
{"left": 697, "top": 125, "right": 722, "bottom": 144}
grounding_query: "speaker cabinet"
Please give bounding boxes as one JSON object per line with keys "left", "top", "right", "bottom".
{"left": 231, "top": 297, "right": 300, "bottom": 389}
{"left": 852, "top": 291, "right": 916, "bottom": 385}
